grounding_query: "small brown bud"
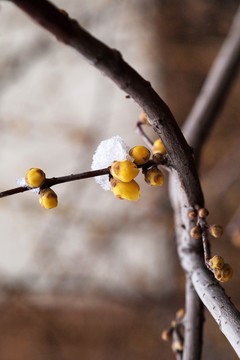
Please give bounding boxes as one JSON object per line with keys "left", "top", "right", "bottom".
{"left": 190, "top": 226, "right": 202, "bottom": 239}
{"left": 214, "top": 264, "right": 233, "bottom": 282}
{"left": 221, "top": 264, "right": 233, "bottom": 282}
{"left": 198, "top": 208, "right": 209, "bottom": 218}
{"left": 161, "top": 328, "right": 172, "bottom": 341}
{"left": 209, "top": 225, "right": 223, "bottom": 238}
{"left": 152, "top": 153, "right": 165, "bottom": 164}
{"left": 59, "top": 9, "right": 68, "bottom": 16}
{"left": 209, "top": 255, "right": 224, "bottom": 270}
{"left": 188, "top": 210, "right": 197, "bottom": 220}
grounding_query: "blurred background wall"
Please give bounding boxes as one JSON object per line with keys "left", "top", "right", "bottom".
{"left": 0, "top": 0, "right": 240, "bottom": 359}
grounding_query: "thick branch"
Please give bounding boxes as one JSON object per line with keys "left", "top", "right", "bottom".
{"left": 178, "top": 7, "right": 240, "bottom": 358}
{"left": 169, "top": 172, "right": 240, "bottom": 358}
{"left": 10, "top": 0, "right": 203, "bottom": 208}
{"left": 182, "top": 5, "right": 240, "bottom": 165}
{"left": 192, "top": 264, "right": 240, "bottom": 354}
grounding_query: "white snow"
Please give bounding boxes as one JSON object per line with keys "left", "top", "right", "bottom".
{"left": 16, "top": 177, "right": 40, "bottom": 194}
{"left": 91, "top": 135, "right": 133, "bottom": 190}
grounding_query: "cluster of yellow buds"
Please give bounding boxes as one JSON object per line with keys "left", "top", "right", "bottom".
{"left": 110, "top": 160, "right": 141, "bottom": 201}
{"left": 110, "top": 142, "right": 166, "bottom": 201}
{"left": 187, "top": 207, "right": 233, "bottom": 281}
{"left": 209, "top": 255, "right": 233, "bottom": 282}
{"left": 25, "top": 168, "right": 58, "bottom": 209}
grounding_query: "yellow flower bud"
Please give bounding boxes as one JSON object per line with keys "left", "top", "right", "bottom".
{"left": 129, "top": 146, "right": 151, "bottom": 165}
{"left": 39, "top": 188, "right": 58, "bottom": 209}
{"left": 110, "top": 160, "right": 139, "bottom": 182}
{"left": 171, "top": 320, "right": 176, "bottom": 328}
{"left": 172, "top": 340, "right": 183, "bottom": 353}
{"left": 209, "top": 225, "right": 223, "bottom": 238}
{"left": 25, "top": 168, "right": 46, "bottom": 188}
{"left": 161, "top": 329, "right": 172, "bottom": 342}
{"left": 214, "top": 263, "right": 233, "bottom": 282}
{"left": 144, "top": 167, "right": 164, "bottom": 186}
{"left": 190, "top": 226, "right": 202, "bottom": 239}
{"left": 209, "top": 255, "right": 224, "bottom": 270}
{"left": 111, "top": 179, "right": 140, "bottom": 201}
{"left": 176, "top": 308, "right": 185, "bottom": 320}
{"left": 139, "top": 112, "right": 149, "bottom": 124}
{"left": 152, "top": 139, "right": 166, "bottom": 155}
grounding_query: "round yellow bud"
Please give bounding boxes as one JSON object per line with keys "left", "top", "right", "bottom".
{"left": 176, "top": 308, "right": 185, "bottom": 320}
{"left": 190, "top": 226, "right": 202, "bottom": 239}
{"left": 214, "top": 263, "right": 233, "bottom": 282}
{"left": 172, "top": 340, "right": 183, "bottom": 353}
{"left": 129, "top": 146, "right": 151, "bottom": 165}
{"left": 144, "top": 167, "right": 164, "bottom": 186}
{"left": 139, "top": 112, "right": 149, "bottom": 124}
{"left": 111, "top": 179, "right": 140, "bottom": 201}
{"left": 209, "top": 225, "right": 223, "bottom": 238}
{"left": 25, "top": 168, "right": 46, "bottom": 188}
{"left": 152, "top": 139, "right": 166, "bottom": 155}
{"left": 110, "top": 160, "right": 139, "bottom": 182}
{"left": 209, "top": 255, "right": 224, "bottom": 270}
{"left": 161, "top": 329, "right": 172, "bottom": 342}
{"left": 39, "top": 188, "right": 58, "bottom": 209}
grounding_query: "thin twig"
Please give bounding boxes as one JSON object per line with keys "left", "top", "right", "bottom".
{"left": 0, "top": 158, "right": 167, "bottom": 199}
{"left": 136, "top": 121, "right": 153, "bottom": 148}
{"left": 0, "top": 168, "right": 110, "bottom": 198}
{"left": 0, "top": 186, "right": 30, "bottom": 198}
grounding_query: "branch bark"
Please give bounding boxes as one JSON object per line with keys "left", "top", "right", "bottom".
{"left": 177, "top": 5, "right": 240, "bottom": 359}
{"left": 6, "top": 0, "right": 240, "bottom": 358}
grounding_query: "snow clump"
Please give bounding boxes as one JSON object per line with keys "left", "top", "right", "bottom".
{"left": 91, "top": 135, "right": 133, "bottom": 191}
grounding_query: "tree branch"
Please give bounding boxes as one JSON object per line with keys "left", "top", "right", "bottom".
{"left": 6, "top": 0, "right": 240, "bottom": 358}
{"left": 178, "top": 6, "right": 240, "bottom": 358}
{"left": 182, "top": 5, "right": 240, "bottom": 166}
